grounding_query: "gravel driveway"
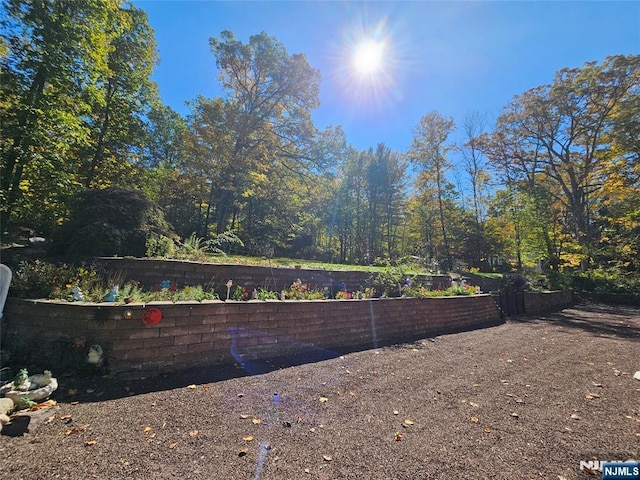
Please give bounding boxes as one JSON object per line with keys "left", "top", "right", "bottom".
{"left": 1, "top": 302, "right": 638, "bottom": 479}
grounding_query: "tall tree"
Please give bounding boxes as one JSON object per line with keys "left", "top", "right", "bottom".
{"left": 81, "top": 3, "right": 158, "bottom": 188}
{"left": 408, "top": 111, "right": 456, "bottom": 272}
{"left": 459, "top": 111, "right": 492, "bottom": 267}
{"left": 0, "top": 0, "right": 119, "bottom": 231}
{"left": 485, "top": 55, "right": 640, "bottom": 269}
{"left": 205, "top": 30, "right": 321, "bottom": 233}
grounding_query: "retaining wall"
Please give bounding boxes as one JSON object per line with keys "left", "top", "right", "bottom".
{"left": 3, "top": 295, "right": 500, "bottom": 377}
{"left": 523, "top": 290, "right": 574, "bottom": 314}
{"left": 95, "top": 258, "right": 452, "bottom": 297}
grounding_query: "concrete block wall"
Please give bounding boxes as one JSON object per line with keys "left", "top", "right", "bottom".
{"left": 3, "top": 295, "right": 501, "bottom": 376}
{"left": 95, "top": 258, "right": 452, "bottom": 298}
{"left": 523, "top": 290, "right": 573, "bottom": 314}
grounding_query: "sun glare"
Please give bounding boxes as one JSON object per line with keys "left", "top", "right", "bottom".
{"left": 353, "top": 40, "right": 385, "bottom": 76}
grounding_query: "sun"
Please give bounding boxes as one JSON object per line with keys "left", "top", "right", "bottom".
{"left": 352, "top": 39, "right": 385, "bottom": 76}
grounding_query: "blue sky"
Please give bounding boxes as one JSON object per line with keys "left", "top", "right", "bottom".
{"left": 135, "top": 1, "right": 639, "bottom": 152}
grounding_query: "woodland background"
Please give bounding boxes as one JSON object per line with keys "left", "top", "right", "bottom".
{"left": 1, "top": 1, "right": 638, "bottom": 290}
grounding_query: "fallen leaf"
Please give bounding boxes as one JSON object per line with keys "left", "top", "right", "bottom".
{"left": 469, "top": 401, "right": 479, "bottom": 408}
{"left": 252, "top": 418, "right": 261, "bottom": 425}
{"left": 323, "top": 455, "right": 332, "bottom": 462}
{"left": 189, "top": 430, "right": 199, "bottom": 437}
{"left": 570, "top": 413, "right": 580, "bottom": 420}
{"left": 585, "top": 393, "right": 601, "bottom": 400}
{"left": 45, "top": 415, "right": 56, "bottom": 424}
{"left": 243, "top": 435, "right": 254, "bottom": 441}
{"left": 85, "top": 440, "right": 97, "bottom": 446}
{"left": 404, "top": 419, "right": 414, "bottom": 426}
{"left": 144, "top": 426, "right": 153, "bottom": 433}
{"left": 309, "top": 427, "right": 316, "bottom": 433}
{"left": 203, "top": 384, "right": 210, "bottom": 391}
{"left": 349, "top": 391, "right": 356, "bottom": 396}
{"left": 65, "top": 428, "right": 79, "bottom": 435}
{"left": 122, "top": 460, "right": 130, "bottom": 466}
{"left": 473, "top": 383, "right": 481, "bottom": 387}
{"left": 470, "top": 417, "right": 479, "bottom": 423}
{"left": 319, "top": 397, "right": 328, "bottom": 403}
{"left": 395, "top": 432, "right": 403, "bottom": 441}
{"left": 484, "top": 427, "right": 491, "bottom": 433}
{"left": 28, "top": 400, "right": 57, "bottom": 411}
{"left": 60, "top": 415, "right": 72, "bottom": 421}
{"left": 411, "top": 348, "right": 419, "bottom": 352}
{"left": 240, "top": 414, "right": 250, "bottom": 419}
{"left": 169, "top": 442, "right": 178, "bottom": 449}
{"left": 186, "top": 384, "right": 197, "bottom": 390}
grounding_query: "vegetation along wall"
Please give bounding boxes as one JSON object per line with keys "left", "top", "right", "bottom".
{"left": 4, "top": 295, "right": 500, "bottom": 377}
{"left": 95, "top": 258, "right": 453, "bottom": 297}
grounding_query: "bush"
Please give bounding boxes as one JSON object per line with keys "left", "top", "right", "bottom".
{"left": 50, "top": 188, "right": 175, "bottom": 258}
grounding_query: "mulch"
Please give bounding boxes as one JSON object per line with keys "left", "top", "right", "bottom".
{"left": 0, "top": 301, "right": 638, "bottom": 479}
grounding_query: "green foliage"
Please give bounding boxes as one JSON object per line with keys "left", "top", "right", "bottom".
{"left": 168, "top": 231, "right": 245, "bottom": 261}
{"left": 406, "top": 284, "right": 478, "bottom": 298}
{"left": 572, "top": 268, "right": 640, "bottom": 294}
{"left": 9, "top": 260, "right": 218, "bottom": 302}
{"left": 231, "top": 285, "right": 249, "bottom": 301}
{"left": 284, "top": 280, "right": 324, "bottom": 300}
{"left": 255, "top": 288, "right": 280, "bottom": 301}
{"left": 370, "top": 266, "right": 411, "bottom": 297}
{"left": 10, "top": 261, "right": 104, "bottom": 300}
{"left": 50, "top": 188, "right": 175, "bottom": 258}
{"left": 145, "top": 234, "right": 177, "bottom": 258}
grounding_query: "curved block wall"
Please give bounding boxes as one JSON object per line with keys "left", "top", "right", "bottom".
{"left": 3, "top": 295, "right": 501, "bottom": 377}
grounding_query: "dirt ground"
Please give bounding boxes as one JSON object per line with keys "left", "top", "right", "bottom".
{"left": 0, "top": 301, "right": 638, "bottom": 480}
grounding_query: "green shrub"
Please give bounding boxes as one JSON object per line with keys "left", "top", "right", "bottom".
{"left": 145, "top": 235, "right": 177, "bottom": 258}
{"left": 50, "top": 188, "right": 175, "bottom": 258}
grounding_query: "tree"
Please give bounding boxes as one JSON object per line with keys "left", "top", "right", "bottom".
{"left": 484, "top": 55, "right": 640, "bottom": 269}
{"left": 1, "top": 0, "right": 119, "bottom": 232}
{"left": 0, "top": 0, "right": 159, "bottom": 234}
{"left": 458, "top": 111, "right": 492, "bottom": 268}
{"left": 408, "top": 111, "right": 456, "bottom": 272}
{"left": 81, "top": 3, "right": 158, "bottom": 188}
{"left": 204, "top": 30, "right": 321, "bottom": 234}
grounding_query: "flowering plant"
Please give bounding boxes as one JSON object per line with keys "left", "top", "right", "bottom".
{"left": 231, "top": 285, "right": 249, "bottom": 301}
{"left": 285, "top": 280, "right": 324, "bottom": 300}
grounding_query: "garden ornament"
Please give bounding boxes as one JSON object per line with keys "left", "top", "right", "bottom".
{"left": 87, "top": 345, "right": 104, "bottom": 366}
{"left": 71, "top": 286, "right": 84, "bottom": 301}
{"left": 104, "top": 286, "right": 118, "bottom": 302}
{"left": 0, "top": 369, "right": 59, "bottom": 406}
{"left": 87, "top": 345, "right": 104, "bottom": 367}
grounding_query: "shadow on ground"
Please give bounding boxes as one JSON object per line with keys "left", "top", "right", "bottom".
{"left": 509, "top": 301, "right": 640, "bottom": 340}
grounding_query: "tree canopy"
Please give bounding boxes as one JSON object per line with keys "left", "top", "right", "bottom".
{"left": 1, "top": 5, "right": 638, "bottom": 286}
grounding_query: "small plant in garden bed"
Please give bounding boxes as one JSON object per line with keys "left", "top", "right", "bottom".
{"left": 335, "top": 287, "right": 376, "bottom": 299}
{"left": 10, "top": 261, "right": 218, "bottom": 303}
{"left": 406, "top": 284, "right": 478, "bottom": 298}
{"left": 284, "top": 280, "right": 324, "bottom": 300}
